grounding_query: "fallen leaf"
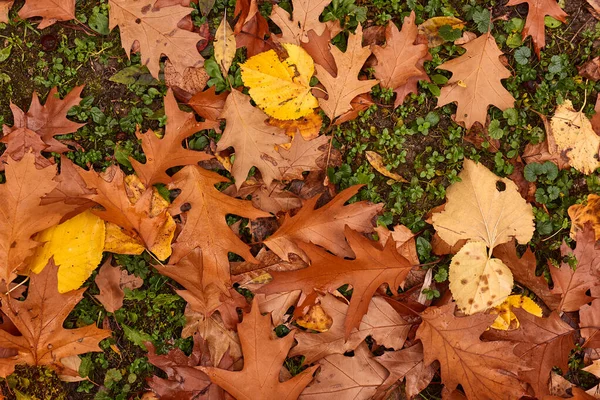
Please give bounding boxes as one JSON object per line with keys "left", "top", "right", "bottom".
{"left": 217, "top": 89, "right": 290, "bottom": 188}
{"left": 268, "top": 111, "right": 323, "bottom": 140}
{"left": 296, "top": 304, "right": 333, "bottom": 332}
{"left": 0, "top": 1, "right": 13, "bottom": 23}
{"left": 214, "top": 16, "right": 235, "bottom": 76}
{"left": 225, "top": 179, "right": 303, "bottom": 214}
{"left": 163, "top": 61, "right": 209, "bottom": 99}
{"left": 436, "top": 32, "right": 515, "bottom": 129}
{"left": 0, "top": 260, "right": 111, "bottom": 377}
{"left": 255, "top": 291, "right": 301, "bottom": 326}
{"left": 549, "top": 100, "right": 600, "bottom": 174}
{"left": 201, "top": 298, "right": 318, "bottom": 400}
{"left": 568, "top": 194, "right": 600, "bottom": 241}
{"left": 588, "top": 0, "right": 600, "bottom": 19}
{"left": 417, "top": 16, "right": 465, "bottom": 47}
{"left": 278, "top": 134, "right": 329, "bottom": 180}
{"left": 583, "top": 360, "right": 600, "bottom": 378}
{"left": 302, "top": 27, "right": 337, "bottom": 76}
{"left": 261, "top": 227, "right": 411, "bottom": 338}
{"left": 241, "top": 43, "right": 318, "bottom": 120}
{"left": 315, "top": 24, "right": 379, "bottom": 121}
{"left": 29, "top": 210, "right": 105, "bottom": 293}
{"left": 366, "top": 151, "right": 408, "bottom": 182}
{"left": 108, "top": 0, "right": 203, "bottom": 78}
{"left": 270, "top": 0, "right": 331, "bottom": 44}
{"left": 188, "top": 86, "right": 228, "bottom": 127}
{"left": 300, "top": 343, "right": 388, "bottom": 399}
{"left": 94, "top": 258, "right": 143, "bottom": 313}
{"left": 579, "top": 57, "right": 600, "bottom": 81}
{"left": 18, "top": 0, "right": 75, "bottom": 28}
{"left": 264, "top": 185, "right": 382, "bottom": 262}
{"left": 580, "top": 299, "right": 600, "bottom": 348}
{"left": 233, "top": 0, "right": 272, "bottom": 57}
{"left": 489, "top": 294, "right": 543, "bottom": 330}
{"left": 416, "top": 304, "right": 528, "bottom": 399}
{"left": 522, "top": 139, "right": 571, "bottom": 170}
{"left": 506, "top": 0, "right": 568, "bottom": 57}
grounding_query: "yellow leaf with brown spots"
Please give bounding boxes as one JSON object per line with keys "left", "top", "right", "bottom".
{"left": 449, "top": 241, "right": 513, "bottom": 315}
{"left": 296, "top": 304, "right": 333, "bottom": 332}
{"left": 240, "top": 43, "right": 318, "bottom": 120}
{"left": 568, "top": 194, "right": 600, "bottom": 240}
{"left": 489, "top": 295, "right": 543, "bottom": 330}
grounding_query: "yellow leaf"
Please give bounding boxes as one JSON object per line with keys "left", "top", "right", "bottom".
{"left": 366, "top": 151, "right": 408, "bottom": 183}
{"left": 568, "top": 194, "right": 600, "bottom": 241}
{"left": 490, "top": 295, "right": 543, "bottom": 330}
{"left": 30, "top": 210, "right": 106, "bottom": 293}
{"left": 418, "top": 16, "right": 465, "bottom": 47}
{"left": 449, "top": 241, "right": 513, "bottom": 315}
{"left": 240, "top": 43, "right": 319, "bottom": 120}
{"left": 214, "top": 16, "right": 236, "bottom": 76}
{"left": 550, "top": 100, "right": 600, "bottom": 174}
{"left": 296, "top": 304, "right": 333, "bottom": 332}
{"left": 104, "top": 222, "right": 145, "bottom": 255}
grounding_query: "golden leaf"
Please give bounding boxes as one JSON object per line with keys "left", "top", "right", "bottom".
{"left": 489, "top": 295, "right": 543, "bottom": 330}
{"left": 214, "top": 16, "right": 236, "bottom": 76}
{"left": 366, "top": 151, "right": 408, "bottom": 183}
{"left": 296, "top": 304, "right": 333, "bottom": 332}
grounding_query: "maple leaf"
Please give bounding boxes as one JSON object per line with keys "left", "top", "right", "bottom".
{"left": 0, "top": 153, "right": 76, "bottom": 282}
{"left": 493, "top": 241, "right": 561, "bottom": 310}
{"left": 416, "top": 303, "right": 528, "bottom": 400}
{"left": 240, "top": 43, "right": 319, "bottom": 120}
{"left": 233, "top": 0, "right": 272, "bottom": 57}
{"left": 371, "top": 13, "right": 430, "bottom": 102}
{"left": 375, "top": 343, "right": 436, "bottom": 400}
{"left": 167, "top": 166, "right": 270, "bottom": 292}
{"left": 1, "top": 86, "right": 85, "bottom": 170}
{"left": 549, "top": 100, "right": 600, "bottom": 174}
{"left": 264, "top": 185, "right": 382, "bottom": 261}
{"left": 0, "top": 260, "right": 111, "bottom": 377}
{"left": 260, "top": 227, "right": 411, "bottom": 338}
{"left": 580, "top": 299, "right": 600, "bottom": 348}
{"left": 300, "top": 343, "right": 388, "bottom": 399}
{"left": 485, "top": 309, "right": 575, "bottom": 398}
{"left": 108, "top": 0, "right": 203, "bottom": 78}
{"left": 201, "top": 298, "right": 318, "bottom": 400}
{"left": 18, "top": 0, "right": 75, "bottom": 28}
{"left": 506, "top": 0, "right": 568, "bottom": 57}
{"left": 436, "top": 32, "right": 515, "bottom": 129}
{"left": 74, "top": 162, "right": 176, "bottom": 260}
{"left": 315, "top": 24, "right": 379, "bottom": 121}
{"left": 94, "top": 258, "right": 143, "bottom": 313}
{"left": 550, "top": 225, "right": 600, "bottom": 311}
{"left": 129, "top": 90, "right": 212, "bottom": 187}
{"left": 270, "top": 0, "right": 331, "bottom": 44}
{"left": 216, "top": 89, "right": 290, "bottom": 188}
{"left": 147, "top": 333, "right": 231, "bottom": 400}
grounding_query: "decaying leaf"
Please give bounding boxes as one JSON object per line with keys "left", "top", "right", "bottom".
{"left": 436, "top": 32, "right": 515, "bottom": 129}
{"left": 568, "top": 194, "right": 600, "bottom": 240}
{"left": 418, "top": 16, "right": 465, "bottom": 47}
{"left": 201, "top": 298, "right": 318, "bottom": 400}
{"left": 366, "top": 151, "right": 408, "bottom": 182}
{"left": 241, "top": 43, "right": 318, "bottom": 120}
{"left": 296, "top": 304, "right": 333, "bottom": 332}
{"left": 0, "top": 260, "right": 111, "bottom": 377}
{"left": 549, "top": 100, "right": 600, "bottom": 174}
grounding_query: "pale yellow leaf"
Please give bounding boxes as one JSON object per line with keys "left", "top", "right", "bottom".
{"left": 240, "top": 43, "right": 318, "bottom": 120}
{"left": 215, "top": 16, "right": 236, "bottom": 76}
{"left": 366, "top": 151, "right": 408, "bottom": 182}
{"left": 449, "top": 241, "right": 513, "bottom": 315}
{"left": 30, "top": 210, "right": 106, "bottom": 293}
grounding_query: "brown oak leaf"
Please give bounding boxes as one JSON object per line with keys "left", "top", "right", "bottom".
{"left": 260, "top": 227, "right": 411, "bottom": 338}
{"left": 270, "top": 0, "right": 331, "bottom": 45}
{"left": 18, "top": 0, "right": 75, "bottom": 28}
{"left": 0, "top": 260, "right": 111, "bottom": 377}
{"left": 188, "top": 86, "right": 228, "bottom": 128}
{"left": 201, "top": 298, "right": 318, "bottom": 400}
{"left": 506, "top": 0, "right": 568, "bottom": 57}
{"left": 302, "top": 27, "right": 337, "bottom": 76}
{"left": 278, "top": 134, "right": 329, "bottom": 180}
{"left": 436, "top": 32, "right": 515, "bottom": 129}
{"left": 216, "top": 89, "right": 290, "bottom": 188}
{"left": 224, "top": 179, "right": 303, "bottom": 215}
{"left": 315, "top": 24, "right": 379, "bottom": 121}
{"left": 264, "top": 185, "right": 382, "bottom": 262}
{"left": 416, "top": 303, "right": 528, "bottom": 400}
{"left": 233, "top": 0, "right": 273, "bottom": 57}
{"left": 108, "top": 0, "right": 203, "bottom": 78}
{"left": 129, "top": 90, "right": 212, "bottom": 186}
{"left": 94, "top": 258, "right": 143, "bottom": 313}
{"left": 580, "top": 299, "right": 600, "bottom": 348}
{"left": 167, "top": 166, "right": 270, "bottom": 292}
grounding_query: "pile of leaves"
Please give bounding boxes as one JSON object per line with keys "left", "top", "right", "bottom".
{"left": 0, "top": 0, "right": 600, "bottom": 399}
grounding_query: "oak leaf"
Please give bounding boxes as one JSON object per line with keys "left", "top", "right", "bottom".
{"left": 188, "top": 86, "right": 228, "bottom": 128}
{"left": 18, "top": 0, "right": 75, "bottom": 28}
{"left": 300, "top": 343, "right": 387, "bottom": 399}
{"left": 270, "top": 0, "right": 331, "bottom": 44}
{"left": 436, "top": 32, "right": 515, "bottom": 129}
{"left": 225, "top": 179, "right": 303, "bottom": 214}
{"left": 201, "top": 298, "right": 318, "bottom": 400}
{"left": 94, "top": 258, "right": 143, "bottom": 313}
{"left": 416, "top": 303, "right": 528, "bottom": 400}
{"left": 260, "top": 227, "right": 411, "bottom": 338}
{"left": 506, "top": 0, "right": 568, "bottom": 57}
{"left": 485, "top": 309, "right": 575, "bottom": 398}
{"left": 216, "top": 89, "right": 290, "bottom": 188}
{"left": 233, "top": 0, "right": 272, "bottom": 57}
{"left": 1, "top": 86, "right": 85, "bottom": 170}
{"left": 0, "top": 260, "right": 111, "bottom": 377}
{"left": 167, "top": 166, "right": 270, "bottom": 292}
{"left": 268, "top": 111, "right": 323, "bottom": 140}
{"left": 550, "top": 226, "right": 600, "bottom": 311}
{"left": 569, "top": 194, "right": 600, "bottom": 241}
{"left": 264, "top": 185, "right": 382, "bottom": 261}
{"left": 0, "top": 1, "right": 12, "bottom": 23}
{"left": 129, "top": 90, "right": 212, "bottom": 187}
{"left": 255, "top": 290, "right": 301, "bottom": 326}
{"left": 372, "top": 13, "right": 430, "bottom": 104}
{"left": 315, "top": 24, "right": 379, "bottom": 121}
{"left": 549, "top": 100, "right": 600, "bottom": 174}
{"left": 302, "top": 28, "right": 337, "bottom": 76}
{"left": 241, "top": 43, "right": 318, "bottom": 120}
{"left": 0, "top": 153, "right": 75, "bottom": 282}
{"left": 580, "top": 299, "right": 600, "bottom": 348}
{"left": 108, "top": 0, "right": 203, "bottom": 78}
{"left": 278, "top": 134, "right": 329, "bottom": 180}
